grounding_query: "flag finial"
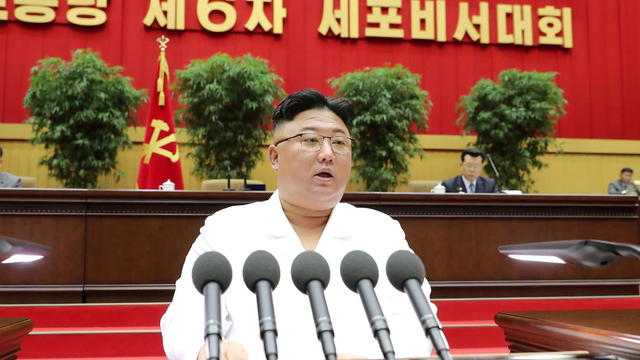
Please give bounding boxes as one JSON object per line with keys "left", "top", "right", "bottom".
{"left": 157, "top": 35, "right": 169, "bottom": 51}
{"left": 155, "top": 35, "right": 170, "bottom": 106}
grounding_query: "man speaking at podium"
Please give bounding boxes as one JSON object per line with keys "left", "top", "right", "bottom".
{"left": 161, "top": 89, "right": 435, "bottom": 360}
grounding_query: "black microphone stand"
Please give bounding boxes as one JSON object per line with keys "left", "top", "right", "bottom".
{"left": 224, "top": 164, "right": 233, "bottom": 191}
{"left": 356, "top": 279, "right": 395, "bottom": 360}
{"left": 307, "top": 280, "right": 337, "bottom": 360}
{"left": 404, "top": 279, "right": 452, "bottom": 360}
{"left": 255, "top": 280, "right": 278, "bottom": 360}
{"left": 203, "top": 282, "right": 222, "bottom": 360}
{"left": 242, "top": 163, "right": 249, "bottom": 191}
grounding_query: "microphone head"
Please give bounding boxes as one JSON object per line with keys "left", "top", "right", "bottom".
{"left": 386, "top": 250, "right": 425, "bottom": 291}
{"left": 242, "top": 250, "right": 281, "bottom": 292}
{"left": 340, "top": 250, "right": 379, "bottom": 292}
{"left": 290, "top": 250, "right": 330, "bottom": 294}
{"left": 192, "top": 251, "right": 233, "bottom": 294}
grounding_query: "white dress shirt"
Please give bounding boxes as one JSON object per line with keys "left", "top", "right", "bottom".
{"left": 161, "top": 191, "right": 435, "bottom": 360}
{"left": 461, "top": 176, "right": 476, "bottom": 193}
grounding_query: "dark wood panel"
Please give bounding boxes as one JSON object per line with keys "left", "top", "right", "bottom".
{"left": 401, "top": 217, "right": 640, "bottom": 281}
{"left": 0, "top": 215, "right": 85, "bottom": 285}
{"left": 495, "top": 310, "right": 640, "bottom": 359}
{"left": 1, "top": 189, "right": 638, "bottom": 302}
{"left": 85, "top": 216, "right": 203, "bottom": 284}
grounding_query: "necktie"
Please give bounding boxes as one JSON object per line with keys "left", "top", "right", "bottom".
{"left": 469, "top": 183, "right": 475, "bottom": 193}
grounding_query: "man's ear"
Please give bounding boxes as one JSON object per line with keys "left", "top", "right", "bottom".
{"left": 268, "top": 145, "right": 279, "bottom": 171}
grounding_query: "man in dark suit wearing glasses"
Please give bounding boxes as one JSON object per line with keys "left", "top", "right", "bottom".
{"left": 442, "top": 148, "right": 498, "bottom": 193}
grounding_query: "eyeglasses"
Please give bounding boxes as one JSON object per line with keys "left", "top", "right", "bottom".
{"left": 274, "top": 133, "right": 355, "bottom": 154}
{"left": 463, "top": 163, "right": 482, "bottom": 170}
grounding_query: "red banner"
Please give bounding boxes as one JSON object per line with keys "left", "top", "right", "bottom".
{"left": 1, "top": 1, "right": 639, "bottom": 140}
{"left": 137, "top": 39, "right": 184, "bottom": 190}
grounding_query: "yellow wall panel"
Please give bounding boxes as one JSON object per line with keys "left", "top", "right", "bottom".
{"left": 2, "top": 124, "right": 639, "bottom": 194}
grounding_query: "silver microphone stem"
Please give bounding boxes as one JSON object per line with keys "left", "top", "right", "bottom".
{"left": 486, "top": 154, "right": 500, "bottom": 178}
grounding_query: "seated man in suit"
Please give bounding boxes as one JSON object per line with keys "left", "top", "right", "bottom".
{"left": 608, "top": 168, "right": 637, "bottom": 195}
{"left": 0, "top": 146, "right": 21, "bottom": 188}
{"left": 442, "top": 148, "right": 498, "bottom": 193}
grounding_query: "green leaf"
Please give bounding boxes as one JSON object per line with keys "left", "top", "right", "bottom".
{"left": 24, "top": 49, "right": 147, "bottom": 188}
{"left": 173, "top": 53, "right": 285, "bottom": 179}
{"left": 456, "top": 69, "right": 567, "bottom": 192}
{"left": 330, "top": 64, "right": 430, "bottom": 191}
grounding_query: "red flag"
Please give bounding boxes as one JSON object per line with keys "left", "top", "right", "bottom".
{"left": 137, "top": 36, "right": 184, "bottom": 190}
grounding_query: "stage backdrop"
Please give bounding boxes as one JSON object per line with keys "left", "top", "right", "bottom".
{"left": 0, "top": 0, "right": 638, "bottom": 141}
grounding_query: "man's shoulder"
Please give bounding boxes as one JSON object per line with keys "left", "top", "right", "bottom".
{"left": 479, "top": 175, "right": 496, "bottom": 184}
{"left": 336, "top": 201, "right": 391, "bottom": 220}
{"left": 203, "top": 195, "right": 272, "bottom": 223}
{"left": 442, "top": 175, "right": 461, "bottom": 185}
{"left": 334, "top": 202, "right": 402, "bottom": 238}
{"left": 442, "top": 175, "right": 462, "bottom": 191}
{"left": 478, "top": 176, "right": 497, "bottom": 192}
{"left": 0, "top": 172, "right": 21, "bottom": 187}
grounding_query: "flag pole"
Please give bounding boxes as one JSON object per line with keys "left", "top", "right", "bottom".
{"left": 137, "top": 35, "right": 185, "bottom": 190}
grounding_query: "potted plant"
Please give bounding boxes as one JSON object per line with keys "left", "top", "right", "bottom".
{"left": 174, "top": 53, "right": 285, "bottom": 181}
{"left": 24, "top": 49, "right": 146, "bottom": 188}
{"left": 330, "top": 64, "right": 430, "bottom": 192}
{"left": 457, "top": 69, "right": 567, "bottom": 192}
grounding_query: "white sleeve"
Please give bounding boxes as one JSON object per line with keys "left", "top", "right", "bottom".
{"left": 160, "top": 217, "right": 233, "bottom": 360}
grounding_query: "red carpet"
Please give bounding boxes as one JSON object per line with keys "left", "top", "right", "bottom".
{"left": 2, "top": 296, "right": 638, "bottom": 358}
{"left": 435, "top": 296, "right": 640, "bottom": 322}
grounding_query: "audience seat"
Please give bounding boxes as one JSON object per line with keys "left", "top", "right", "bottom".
{"left": 630, "top": 180, "right": 640, "bottom": 195}
{"left": 19, "top": 176, "right": 37, "bottom": 188}
{"left": 201, "top": 179, "right": 266, "bottom": 191}
{"left": 408, "top": 180, "right": 440, "bottom": 192}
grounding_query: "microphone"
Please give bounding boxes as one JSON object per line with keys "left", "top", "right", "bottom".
{"left": 225, "top": 164, "right": 233, "bottom": 191}
{"left": 242, "top": 250, "right": 281, "bottom": 360}
{"left": 340, "top": 250, "right": 396, "bottom": 360}
{"left": 386, "top": 250, "right": 452, "bottom": 360}
{"left": 192, "top": 251, "right": 233, "bottom": 360}
{"left": 485, "top": 153, "right": 500, "bottom": 178}
{"left": 291, "top": 251, "right": 337, "bottom": 360}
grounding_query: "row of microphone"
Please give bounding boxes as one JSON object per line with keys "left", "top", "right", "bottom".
{"left": 191, "top": 249, "right": 452, "bottom": 360}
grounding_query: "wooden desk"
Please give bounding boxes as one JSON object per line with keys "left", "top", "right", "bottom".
{"left": 1, "top": 189, "right": 639, "bottom": 302}
{"left": 495, "top": 309, "right": 640, "bottom": 359}
{"left": 0, "top": 317, "right": 33, "bottom": 360}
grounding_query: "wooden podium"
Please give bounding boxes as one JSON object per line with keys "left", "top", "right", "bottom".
{"left": 0, "top": 317, "right": 33, "bottom": 360}
{"left": 495, "top": 309, "right": 640, "bottom": 359}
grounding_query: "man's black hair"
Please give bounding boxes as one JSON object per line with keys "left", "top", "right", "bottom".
{"left": 461, "top": 148, "right": 485, "bottom": 162}
{"left": 272, "top": 88, "right": 353, "bottom": 130}
{"left": 0, "top": 145, "right": 3, "bottom": 158}
{"left": 621, "top": 167, "right": 633, "bottom": 174}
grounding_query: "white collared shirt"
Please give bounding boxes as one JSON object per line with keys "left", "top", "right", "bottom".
{"left": 161, "top": 191, "right": 435, "bottom": 360}
{"left": 462, "top": 176, "right": 476, "bottom": 193}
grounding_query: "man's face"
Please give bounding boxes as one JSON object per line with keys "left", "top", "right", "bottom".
{"left": 460, "top": 154, "right": 483, "bottom": 182}
{"left": 621, "top": 171, "right": 633, "bottom": 183}
{"left": 268, "top": 109, "right": 352, "bottom": 212}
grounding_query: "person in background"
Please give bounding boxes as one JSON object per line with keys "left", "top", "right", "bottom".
{"left": 0, "top": 146, "right": 22, "bottom": 188}
{"left": 160, "top": 89, "right": 435, "bottom": 360}
{"left": 608, "top": 168, "right": 637, "bottom": 195}
{"left": 442, "top": 148, "right": 498, "bottom": 193}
